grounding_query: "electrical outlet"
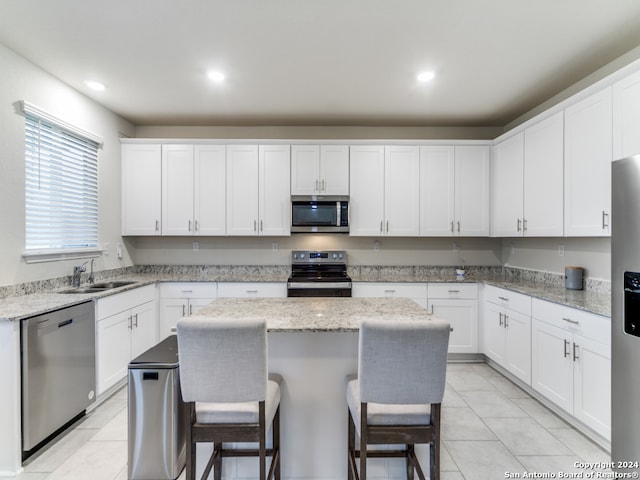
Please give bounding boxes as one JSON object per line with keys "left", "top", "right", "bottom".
{"left": 116, "top": 243, "right": 123, "bottom": 259}
{"left": 452, "top": 242, "right": 460, "bottom": 252}
{"left": 193, "top": 242, "right": 199, "bottom": 252}
{"left": 272, "top": 242, "right": 278, "bottom": 252}
{"left": 558, "top": 244, "right": 565, "bottom": 257}
{"left": 103, "top": 243, "right": 110, "bottom": 256}
{"left": 373, "top": 240, "right": 381, "bottom": 251}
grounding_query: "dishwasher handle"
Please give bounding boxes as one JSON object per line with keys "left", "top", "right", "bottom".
{"left": 58, "top": 319, "right": 73, "bottom": 328}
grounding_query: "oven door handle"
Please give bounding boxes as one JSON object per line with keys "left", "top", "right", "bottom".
{"left": 287, "top": 282, "right": 352, "bottom": 289}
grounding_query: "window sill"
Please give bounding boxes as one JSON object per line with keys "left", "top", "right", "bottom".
{"left": 23, "top": 248, "right": 103, "bottom": 264}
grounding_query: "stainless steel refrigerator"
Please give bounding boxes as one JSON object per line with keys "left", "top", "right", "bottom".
{"left": 612, "top": 155, "right": 640, "bottom": 472}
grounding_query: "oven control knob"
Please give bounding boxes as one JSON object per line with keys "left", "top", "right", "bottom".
{"left": 299, "top": 253, "right": 305, "bottom": 259}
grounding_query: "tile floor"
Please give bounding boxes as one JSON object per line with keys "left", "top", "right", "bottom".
{"left": 11, "top": 363, "right": 610, "bottom": 480}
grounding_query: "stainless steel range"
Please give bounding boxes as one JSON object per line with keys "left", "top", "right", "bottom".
{"left": 287, "top": 250, "right": 352, "bottom": 297}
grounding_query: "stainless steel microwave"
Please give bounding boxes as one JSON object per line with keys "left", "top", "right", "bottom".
{"left": 291, "top": 196, "right": 349, "bottom": 233}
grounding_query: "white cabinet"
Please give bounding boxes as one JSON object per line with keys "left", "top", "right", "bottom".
{"left": 226, "top": 145, "right": 291, "bottom": 236}
{"left": 122, "top": 144, "right": 162, "bottom": 235}
{"left": 291, "top": 145, "right": 349, "bottom": 195}
{"left": 96, "top": 285, "right": 157, "bottom": 394}
{"left": 613, "top": 68, "right": 640, "bottom": 159}
{"left": 162, "top": 144, "right": 194, "bottom": 235}
{"left": 564, "top": 87, "right": 612, "bottom": 236}
{"left": 158, "top": 282, "right": 217, "bottom": 339}
{"left": 427, "top": 283, "right": 478, "bottom": 354}
{"left": 349, "top": 145, "right": 420, "bottom": 236}
{"left": 217, "top": 282, "right": 287, "bottom": 298}
{"left": 420, "top": 145, "right": 490, "bottom": 236}
{"left": 531, "top": 299, "right": 611, "bottom": 440}
{"left": 352, "top": 282, "right": 428, "bottom": 308}
{"left": 453, "top": 146, "right": 491, "bottom": 236}
{"left": 482, "top": 285, "right": 532, "bottom": 384}
{"left": 491, "top": 111, "right": 564, "bottom": 237}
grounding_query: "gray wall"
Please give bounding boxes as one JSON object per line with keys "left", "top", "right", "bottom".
{"left": 0, "top": 43, "right": 136, "bottom": 287}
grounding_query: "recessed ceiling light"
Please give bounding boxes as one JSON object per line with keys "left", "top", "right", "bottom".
{"left": 207, "top": 71, "right": 225, "bottom": 82}
{"left": 85, "top": 80, "right": 106, "bottom": 91}
{"left": 417, "top": 71, "right": 435, "bottom": 83}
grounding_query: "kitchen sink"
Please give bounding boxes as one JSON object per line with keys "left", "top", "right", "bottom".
{"left": 58, "top": 280, "right": 136, "bottom": 294}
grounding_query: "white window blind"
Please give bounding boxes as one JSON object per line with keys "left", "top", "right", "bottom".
{"left": 24, "top": 109, "right": 100, "bottom": 251}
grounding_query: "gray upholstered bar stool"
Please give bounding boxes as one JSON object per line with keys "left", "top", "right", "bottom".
{"left": 346, "top": 318, "right": 450, "bottom": 480}
{"left": 176, "top": 317, "right": 281, "bottom": 480}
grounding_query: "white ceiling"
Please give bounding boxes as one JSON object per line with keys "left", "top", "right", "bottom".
{"left": 2, "top": 0, "right": 640, "bottom": 128}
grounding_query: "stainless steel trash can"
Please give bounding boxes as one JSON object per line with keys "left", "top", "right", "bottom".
{"left": 128, "top": 335, "right": 186, "bottom": 480}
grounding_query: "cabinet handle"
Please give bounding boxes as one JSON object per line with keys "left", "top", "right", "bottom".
{"left": 429, "top": 304, "right": 434, "bottom": 315}
{"left": 498, "top": 296, "right": 509, "bottom": 302}
{"left": 562, "top": 317, "right": 579, "bottom": 325}
{"left": 260, "top": 220, "right": 263, "bottom": 232}
{"left": 195, "top": 220, "right": 199, "bottom": 232}
{"left": 128, "top": 315, "right": 133, "bottom": 330}
{"left": 448, "top": 290, "right": 460, "bottom": 294}
{"left": 457, "top": 221, "right": 461, "bottom": 233}
{"left": 254, "top": 220, "right": 257, "bottom": 232}
{"left": 380, "top": 221, "right": 384, "bottom": 233}
{"left": 450, "top": 221, "right": 454, "bottom": 233}
{"left": 523, "top": 219, "right": 528, "bottom": 232}
{"left": 499, "top": 312, "right": 503, "bottom": 327}
{"left": 182, "top": 304, "right": 186, "bottom": 316}
{"left": 181, "top": 290, "right": 193, "bottom": 294}
{"left": 386, "top": 221, "right": 389, "bottom": 233}
{"left": 189, "top": 304, "right": 193, "bottom": 315}
{"left": 504, "top": 314, "right": 509, "bottom": 328}
{"left": 602, "top": 211, "right": 609, "bottom": 230}
{"left": 517, "top": 218, "right": 521, "bottom": 232}
{"left": 246, "top": 290, "right": 258, "bottom": 295}
{"left": 573, "top": 343, "right": 580, "bottom": 361}
{"left": 134, "top": 313, "right": 138, "bottom": 328}
{"left": 564, "top": 339, "right": 570, "bottom": 358}
{"left": 155, "top": 220, "right": 160, "bottom": 232}
{"left": 188, "top": 219, "right": 192, "bottom": 232}
{"left": 321, "top": 179, "right": 326, "bottom": 192}
{"left": 315, "top": 179, "right": 319, "bottom": 192}
{"left": 384, "top": 289, "right": 396, "bottom": 294}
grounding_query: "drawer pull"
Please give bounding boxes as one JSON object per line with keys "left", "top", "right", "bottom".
{"left": 181, "top": 290, "right": 193, "bottom": 294}
{"left": 246, "top": 290, "right": 258, "bottom": 294}
{"left": 384, "top": 289, "right": 396, "bottom": 294}
{"left": 447, "top": 290, "right": 460, "bottom": 294}
{"left": 498, "top": 296, "right": 509, "bottom": 302}
{"left": 562, "top": 317, "right": 579, "bottom": 325}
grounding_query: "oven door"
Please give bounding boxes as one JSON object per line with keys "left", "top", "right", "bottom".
{"left": 287, "top": 281, "right": 352, "bottom": 297}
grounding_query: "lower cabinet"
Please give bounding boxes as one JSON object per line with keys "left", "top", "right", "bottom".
{"left": 96, "top": 285, "right": 157, "bottom": 395}
{"left": 158, "top": 282, "right": 217, "bottom": 339}
{"left": 482, "top": 285, "right": 532, "bottom": 384}
{"left": 427, "top": 283, "right": 478, "bottom": 353}
{"left": 352, "top": 282, "right": 428, "bottom": 308}
{"left": 531, "top": 298, "right": 611, "bottom": 440}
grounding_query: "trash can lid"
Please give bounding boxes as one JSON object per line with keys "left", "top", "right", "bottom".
{"left": 129, "top": 335, "right": 180, "bottom": 368}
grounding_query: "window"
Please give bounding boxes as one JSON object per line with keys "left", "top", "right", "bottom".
{"left": 23, "top": 102, "right": 101, "bottom": 255}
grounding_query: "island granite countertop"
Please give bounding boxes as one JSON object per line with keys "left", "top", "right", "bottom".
{"left": 193, "top": 297, "right": 438, "bottom": 332}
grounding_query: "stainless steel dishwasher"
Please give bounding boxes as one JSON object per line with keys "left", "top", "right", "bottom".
{"left": 21, "top": 301, "right": 96, "bottom": 457}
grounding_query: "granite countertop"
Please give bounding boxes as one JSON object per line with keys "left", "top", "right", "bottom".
{"left": 0, "top": 266, "right": 611, "bottom": 322}
{"left": 193, "top": 297, "right": 437, "bottom": 332}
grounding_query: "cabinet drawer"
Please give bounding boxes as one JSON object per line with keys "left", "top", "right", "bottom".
{"left": 159, "top": 282, "right": 217, "bottom": 299}
{"left": 532, "top": 298, "right": 610, "bottom": 343}
{"left": 352, "top": 282, "right": 427, "bottom": 299}
{"left": 483, "top": 285, "right": 531, "bottom": 315}
{"left": 428, "top": 283, "right": 477, "bottom": 299}
{"left": 96, "top": 284, "right": 156, "bottom": 320}
{"left": 217, "top": 282, "right": 287, "bottom": 298}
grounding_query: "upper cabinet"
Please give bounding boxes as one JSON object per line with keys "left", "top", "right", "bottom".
{"left": 162, "top": 144, "right": 226, "bottom": 236}
{"left": 492, "top": 112, "right": 564, "bottom": 237}
{"left": 564, "top": 87, "right": 612, "bottom": 236}
{"left": 349, "top": 145, "right": 420, "bottom": 236}
{"left": 122, "top": 144, "right": 162, "bottom": 235}
{"left": 420, "top": 145, "right": 490, "bottom": 236}
{"left": 613, "top": 69, "right": 640, "bottom": 160}
{"left": 291, "top": 145, "right": 349, "bottom": 195}
{"left": 226, "top": 144, "right": 291, "bottom": 236}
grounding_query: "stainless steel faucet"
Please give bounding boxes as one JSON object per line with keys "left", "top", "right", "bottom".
{"left": 72, "top": 262, "right": 88, "bottom": 287}
{"left": 88, "top": 259, "right": 95, "bottom": 285}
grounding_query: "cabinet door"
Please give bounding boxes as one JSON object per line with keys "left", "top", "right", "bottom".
{"left": 483, "top": 302, "right": 507, "bottom": 366}
{"left": 384, "top": 146, "right": 420, "bottom": 236}
{"left": 195, "top": 145, "right": 226, "bottom": 236}
{"left": 491, "top": 133, "right": 524, "bottom": 237}
{"left": 613, "top": 69, "right": 640, "bottom": 159}
{"left": 259, "top": 145, "right": 291, "bottom": 236}
{"left": 122, "top": 144, "right": 162, "bottom": 235}
{"left": 524, "top": 111, "right": 564, "bottom": 236}
{"left": 420, "top": 146, "right": 455, "bottom": 236}
{"left": 162, "top": 144, "right": 195, "bottom": 235}
{"left": 159, "top": 298, "right": 187, "bottom": 340}
{"left": 349, "top": 146, "right": 385, "bottom": 236}
{"left": 130, "top": 301, "right": 158, "bottom": 360}
{"left": 573, "top": 335, "right": 611, "bottom": 439}
{"left": 564, "top": 87, "right": 612, "bottom": 236}
{"left": 504, "top": 308, "right": 531, "bottom": 384}
{"left": 531, "top": 319, "right": 574, "bottom": 414}
{"left": 320, "top": 145, "right": 349, "bottom": 195}
{"left": 430, "top": 299, "right": 477, "bottom": 353}
{"left": 96, "top": 310, "right": 131, "bottom": 394}
{"left": 455, "top": 146, "right": 490, "bottom": 236}
{"left": 226, "top": 145, "right": 259, "bottom": 235}
{"left": 291, "top": 145, "right": 320, "bottom": 195}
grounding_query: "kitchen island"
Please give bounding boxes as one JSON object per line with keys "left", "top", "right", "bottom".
{"left": 189, "top": 297, "right": 439, "bottom": 480}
